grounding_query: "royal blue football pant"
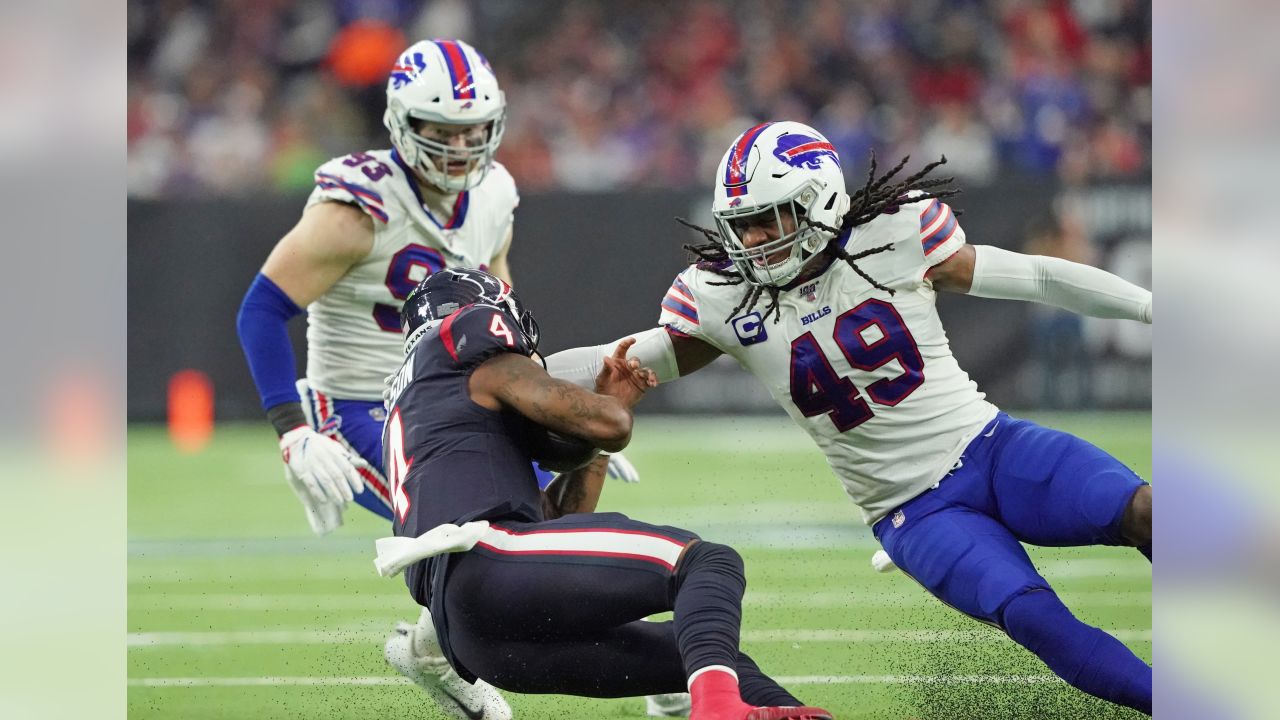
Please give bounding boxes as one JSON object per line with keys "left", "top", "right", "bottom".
{"left": 873, "top": 412, "right": 1151, "bottom": 713}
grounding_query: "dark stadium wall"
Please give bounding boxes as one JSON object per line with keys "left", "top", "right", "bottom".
{"left": 126, "top": 179, "right": 1151, "bottom": 422}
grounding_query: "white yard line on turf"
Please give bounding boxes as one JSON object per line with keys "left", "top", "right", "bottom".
{"left": 127, "top": 628, "right": 1150, "bottom": 648}
{"left": 128, "top": 674, "right": 1066, "bottom": 688}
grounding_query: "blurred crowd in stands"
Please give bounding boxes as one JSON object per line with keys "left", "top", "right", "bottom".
{"left": 127, "top": 0, "right": 1151, "bottom": 197}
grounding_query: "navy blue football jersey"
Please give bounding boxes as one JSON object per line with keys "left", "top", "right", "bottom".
{"left": 383, "top": 303, "right": 547, "bottom": 539}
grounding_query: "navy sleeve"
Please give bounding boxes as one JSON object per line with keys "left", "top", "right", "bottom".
{"left": 436, "top": 304, "right": 532, "bottom": 370}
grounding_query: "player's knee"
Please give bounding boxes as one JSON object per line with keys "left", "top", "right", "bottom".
{"left": 999, "top": 588, "right": 1072, "bottom": 651}
{"left": 1121, "top": 485, "right": 1151, "bottom": 546}
{"left": 674, "top": 541, "right": 744, "bottom": 590}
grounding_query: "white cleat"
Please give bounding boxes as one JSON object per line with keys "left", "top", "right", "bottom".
{"left": 385, "top": 615, "right": 513, "bottom": 720}
{"left": 646, "top": 692, "right": 692, "bottom": 717}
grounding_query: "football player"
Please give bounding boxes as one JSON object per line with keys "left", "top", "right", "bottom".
{"left": 376, "top": 268, "right": 831, "bottom": 720}
{"left": 546, "top": 122, "right": 1154, "bottom": 715}
{"left": 236, "top": 38, "right": 645, "bottom": 720}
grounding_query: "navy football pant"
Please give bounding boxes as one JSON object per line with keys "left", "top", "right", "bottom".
{"left": 873, "top": 412, "right": 1151, "bottom": 712}
{"left": 300, "top": 387, "right": 556, "bottom": 520}
{"left": 439, "top": 513, "right": 801, "bottom": 704}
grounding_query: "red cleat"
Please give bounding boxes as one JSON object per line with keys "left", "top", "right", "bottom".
{"left": 689, "top": 668, "right": 833, "bottom": 720}
{"left": 693, "top": 703, "right": 833, "bottom": 720}
{"left": 745, "top": 708, "right": 832, "bottom": 720}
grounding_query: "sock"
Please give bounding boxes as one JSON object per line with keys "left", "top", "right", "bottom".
{"left": 1138, "top": 543, "right": 1151, "bottom": 562}
{"left": 673, "top": 542, "right": 747, "bottom": 677}
{"left": 737, "top": 651, "right": 802, "bottom": 707}
{"left": 1002, "top": 590, "right": 1152, "bottom": 715}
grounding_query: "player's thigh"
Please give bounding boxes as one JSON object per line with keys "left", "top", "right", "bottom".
{"left": 326, "top": 399, "right": 386, "bottom": 470}
{"left": 443, "top": 512, "right": 699, "bottom": 641}
{"left": 879, "top": 506, "right": 1050, "bottom": 625}
{"left": 992, "top": 417, "right": 1147, "bottom": 547}
{"left": 452, "top": 619, "right": 686, "bottom": 697}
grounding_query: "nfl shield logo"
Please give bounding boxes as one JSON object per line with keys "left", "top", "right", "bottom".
{"left": 891, "top": 510, "right": 906, "bottom": 528}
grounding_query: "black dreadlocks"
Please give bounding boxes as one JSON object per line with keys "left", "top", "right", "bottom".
{"left": 678, "top": 153, "right": 961, "bottom": 325}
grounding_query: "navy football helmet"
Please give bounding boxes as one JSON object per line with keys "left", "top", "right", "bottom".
{"left": 400, "top": 268, "right": 539, "bottom": 355}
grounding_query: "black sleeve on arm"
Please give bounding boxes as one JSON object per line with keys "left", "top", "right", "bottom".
{"left": 266, "top": 401, "right": 308, "bottom": 437}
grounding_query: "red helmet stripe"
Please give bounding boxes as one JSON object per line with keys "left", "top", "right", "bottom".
{"left": 434, "top": 40, "right": 476, "bottom": 99}
{"left": 723, "top": 122, "right": 774, "bottom": 195}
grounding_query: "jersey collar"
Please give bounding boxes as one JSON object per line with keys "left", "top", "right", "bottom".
{"left": 391, "top": 149, "right": 470, "bottom": 230}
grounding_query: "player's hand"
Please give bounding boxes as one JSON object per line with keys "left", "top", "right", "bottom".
{"left": 604, "top": 451, "right": 641, "bottom": 483}
{"left": 381, "top": 372, "right": 396, "bottom": 411}
{"left": 594, "top": 337, "right": 658, "bottom": 409}
{"left": 279, "top": 426, "right": 366, "bottom": 504}
{"left": 282, "top": 464, "right": 345, "bottom": 535}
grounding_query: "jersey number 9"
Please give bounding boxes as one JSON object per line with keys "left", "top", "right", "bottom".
{"left": 373, "top": 245, "right": 447, "bottom": 332}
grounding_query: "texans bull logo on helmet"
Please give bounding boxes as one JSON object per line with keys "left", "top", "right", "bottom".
{"left": 772, "top": 132, "right": 840, "bottom": 170}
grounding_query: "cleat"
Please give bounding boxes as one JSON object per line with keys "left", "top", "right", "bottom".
{"left": 385, "top": 615, "right": 513, "bottom": 720}
{"left": 689, "top": 669, "right": 831, "bottom": 720}
{"left": 692, "top": 702, "right": 833, "bottom": 720}
{"left": 746, "top": 708, "right": 832, "bottom": 720}
{"left": 647, "top": 692, "right": 692, "bottom": 716}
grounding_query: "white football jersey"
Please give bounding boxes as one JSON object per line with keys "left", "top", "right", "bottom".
{"left": 303, "top": 149, "right": 518, "bottom": 399}
{"left": 659, "top": 196, "right": 998, "bottom": 524}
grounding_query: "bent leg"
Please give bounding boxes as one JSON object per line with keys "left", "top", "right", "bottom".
{"left": 315, "top": 395, "right": 395, "bottom": 518}
{"left": 989, "top": 417, "right": 1148, "bottom": 548}
{"left": 1003, "top": 590, "right": 1152, "bottom": 715}
{"left": 442, "top": 513, "right": 693, "bottom": 697}
{"left": 442, "top": 514, "right": 808, "bottom": 706}
{"left": 877, "top": 504, "right": 1151, "bottom": 714}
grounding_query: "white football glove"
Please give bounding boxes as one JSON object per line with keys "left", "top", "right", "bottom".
{"left": 871, "top": 549, "right": 898, "bottom": 573}
{"left": 279, "top": 426, "right": 366, "bottom": 504}
{"left": 604, "top": 452, "right": 640, "bottom": 483}
{"left": 283, "top": 463, "right": 345, "bottom": 536}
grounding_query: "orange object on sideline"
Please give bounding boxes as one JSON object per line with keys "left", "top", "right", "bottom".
{"left": 327, "top": 20, "right": 406, "bottom": 87}
{"left": 168, "top": 370, "right": 213, "bottom": 453}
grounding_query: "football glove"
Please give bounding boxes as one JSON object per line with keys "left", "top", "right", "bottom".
{"left": 279, "top": 425, "right": 365, "bottom": 504}
{"left": 871, "top": 549, "right": 898, "bottom": 573}
{"left": 283, "top": 463, "right": 345, "bottom": 536}
{"left": 604, "top": 452, "right": 640, "bottom": 483}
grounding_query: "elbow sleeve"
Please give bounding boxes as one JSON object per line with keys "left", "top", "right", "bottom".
{"left": 969, "top": 245, "right": 1152, "bottom": 323}
{"left": 237, "top": 273, "right": 307, "bottom": 410}
{"left": 545, "top": 327, "right": 680, "bottom": 389}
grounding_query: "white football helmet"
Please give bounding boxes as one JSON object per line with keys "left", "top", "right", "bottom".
{"left": 384, "top": 39, "right": 506, "bottom": 193}
{"left": 711, "top": 121, "right": 850, "bottom": 286}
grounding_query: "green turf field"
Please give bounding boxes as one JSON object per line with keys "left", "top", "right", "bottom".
{"left": 128, "top": 412, "right": 1150, "bottom": 719}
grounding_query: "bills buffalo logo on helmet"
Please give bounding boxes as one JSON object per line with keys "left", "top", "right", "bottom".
{"left": 773, "top": 132, "right": 840, "bottom": 170}
{"left": 390, "top": 51, "right": 428, "bottom": 89}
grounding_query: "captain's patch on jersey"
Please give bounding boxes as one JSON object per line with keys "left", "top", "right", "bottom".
{"left": 732, "top": 312, "right": 769, "bottom": 346}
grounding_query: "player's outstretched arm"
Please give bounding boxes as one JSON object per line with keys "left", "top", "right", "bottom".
{"left": 928, "top": 244, "right": 1152, "bottom": 323}
{"left": 544, "top": 328, "right": 723, "bottom": 390}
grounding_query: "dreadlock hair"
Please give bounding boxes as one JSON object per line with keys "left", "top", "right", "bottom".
{"left": 677, "top": 152, "right": 962, "bottom": 324}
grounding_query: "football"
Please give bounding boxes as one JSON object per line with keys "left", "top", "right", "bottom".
{"left": 526, "top": 425, "right": 600, "bottom": 473}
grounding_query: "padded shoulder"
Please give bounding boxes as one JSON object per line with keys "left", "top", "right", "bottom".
{"left": 436, "top": 303, "right": 532, "bottom": 370}
{"left": 307, "top": 151, "right": 398, "bottom": 223}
